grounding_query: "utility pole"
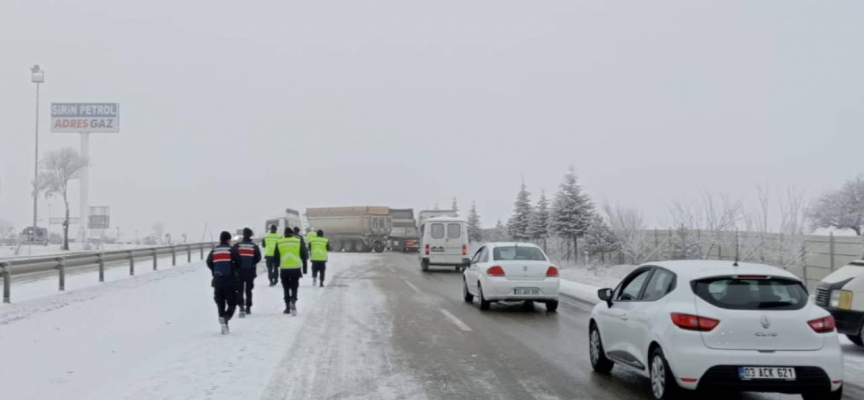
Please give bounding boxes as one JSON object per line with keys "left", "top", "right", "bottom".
{"left": 31, "top": 65, "right": 44, "bottom": 233}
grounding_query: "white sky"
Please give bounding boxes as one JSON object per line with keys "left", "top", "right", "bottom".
{"left": 1, "top": 1, "right": 862, "bottom": 239}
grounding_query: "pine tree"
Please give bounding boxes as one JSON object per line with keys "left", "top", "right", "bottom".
{"left": 508, "top": 181, "right": 534, "bottom": 241}
{"left": 452, "top": 197, "right": 459, "bottom": 216}
{"left": 665, "top": 225, "right": 703, "bottom": 260}
{"left": 467, "top": 202, "right": 483, "bottom": 242}
{"left": 529, "top": 190, "right": 550, "bottom": 250}
{"left": 550, "top": 166, "right": 595, "bottom": 261}
{"left": 584, "top": 214, "right": 620, "bottom": 257}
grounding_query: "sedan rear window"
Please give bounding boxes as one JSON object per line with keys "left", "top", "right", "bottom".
{"left": 693, "top": 277, "right": 808, "bottom": 310}
{"left": 493, "top": 246, "right": 547, "bottom": 261}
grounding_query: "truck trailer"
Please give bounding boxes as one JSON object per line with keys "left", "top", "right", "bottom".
{"left": 306, "top": 206, "right": 392, "bottom": 253}
{"left": 389, "top": 208, "right": 420, "bottom": 252}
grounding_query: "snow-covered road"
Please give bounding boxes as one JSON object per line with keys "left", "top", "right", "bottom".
{"left": 2, "top": 252, "right": 863, "bottom": 400}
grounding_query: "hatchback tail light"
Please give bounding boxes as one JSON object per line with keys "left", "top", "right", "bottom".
{"left": 486, "top": 265, "right": 506, "bottom": 277}
{"left": 462, "top": 244, "right": 467, "bottom": 256}
{"left": 671, "top": 313, "right": 720, "bottom": 332}
{"left": 808, "top": 316, "right": 836, "bottom": 333}
{"left": 546, "top": 266, "right": 559, "bottom": 277}
{"left": 425, "top": 244, "right": 430, "bottom": 255}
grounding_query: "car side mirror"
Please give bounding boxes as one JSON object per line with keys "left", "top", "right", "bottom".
{"left": 598, "top": 288, "right": 614, "bottom": 307}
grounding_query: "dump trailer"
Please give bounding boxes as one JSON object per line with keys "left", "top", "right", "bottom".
{"left": 389, "top": 208, "right": 420, "bottom": 252}
{"left": 306, "top": 206, "right": 392, "bottom": 253}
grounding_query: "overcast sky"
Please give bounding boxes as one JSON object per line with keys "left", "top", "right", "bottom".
{"left": 1, "top": 0, "right": 863, "bottom": 239}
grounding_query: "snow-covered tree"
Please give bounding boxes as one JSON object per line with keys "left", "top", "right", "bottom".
{"left": 603, "top": 203, "right": 651, "bottom": 264}
{"left": 664, "top": 225, "right": 703, "bottom": 260}
{"left": 529, "top": 190, "right": 550, "bottom": 249}
{"left": 584, "top": 214, "right": 620, "bottom": 256}
{"left": 486, "top": 219, "right": 511, "bottom": 242}
{"left": 508, "top": 181, "right": 533, "bottom": 241}
{"left": 467, "top": 202, "right": 483, "bottom": 242}
{"left": 451, "top": 197, "right": 459, "bottom": 217}
{"left": 550, "top": 167, "right": 594, "bottom": 260}
{"left": 35, "top": 148, "right": 89, "bottom": 250}
{"left": 809, "top": 175, "right": 864, "bottom": 235}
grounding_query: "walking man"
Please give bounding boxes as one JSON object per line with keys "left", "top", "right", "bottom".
{"left": 262, "top": 225, "right": 281, "bottom": 286}
{"left": 308, "top": 229, "right": 330, "bottom": 287}
{"left": 294, "top": 226, "right": 310, "bottom": 275}
{"left": 274, "top": 228, "right": 307, "bottom": 315}
{"left": 233, "top": 228, "right": 262, "bottom": 317}
{"left": 206, "top": 231, "right": 240, "bottom": 334}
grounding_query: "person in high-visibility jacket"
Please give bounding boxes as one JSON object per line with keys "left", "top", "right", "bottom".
{"left": 273, "top": 228, "right": 308, "bottom": 315}
{"left": 261, "top": 225, "right": 281, "bottom": 286}
{"left": 308, "top": 230, "right": 330, "bottom": 287}
{"left": 305, "top": 228, "right": 317, "bottom": 243}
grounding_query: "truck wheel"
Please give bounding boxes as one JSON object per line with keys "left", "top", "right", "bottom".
{"left": 374, "top": 244, "right": 386, "bottom": 253}
{"left": 330, "top": 239, "right": 342, "bottom": 252}
{"left": 344, "top": 240, "right": 356, "bottom": 252}
{"left": 421, "top": 259, "right": 430, "bottom": 272}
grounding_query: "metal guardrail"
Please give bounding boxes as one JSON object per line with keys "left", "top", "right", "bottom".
{"left": 0, "top": 242, "right": 218, "bottom": 303}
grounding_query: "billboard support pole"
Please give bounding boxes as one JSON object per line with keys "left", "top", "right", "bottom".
{"left": 79, "top": 131, "right": 90, "bottom": 247}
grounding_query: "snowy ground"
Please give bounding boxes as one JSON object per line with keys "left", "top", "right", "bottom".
{"left": 0, "top": 243, "right": 151, "bottom": 261}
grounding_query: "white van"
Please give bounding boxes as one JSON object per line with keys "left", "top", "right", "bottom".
{"left": 815, "top": 260, "right": 864, "bottom": 346}
{"left": 419, "top": 216, "right": 470, "bottom": 272}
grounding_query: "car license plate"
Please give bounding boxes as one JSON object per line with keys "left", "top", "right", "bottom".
{"left": 514, "top": 288, "right": 539, "bottom": 295}
{"left": 738, "top": 367, "right": 796, "bottom": 381}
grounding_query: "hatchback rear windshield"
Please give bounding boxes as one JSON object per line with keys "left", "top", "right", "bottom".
{"left": 493, "top": 246, "right": 546, "bottom": 261}
{"left": 692, "top": 277, "right": 808, "bottom": 310}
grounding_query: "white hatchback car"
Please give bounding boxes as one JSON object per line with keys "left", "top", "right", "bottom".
{"left": 462, "top": 242, "right": 560, "bottom": 312}
{"left": 589, "top": 261, "right": 844, "bottom": 400}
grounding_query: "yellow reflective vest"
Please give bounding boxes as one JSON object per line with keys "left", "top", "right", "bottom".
{"left": 276, "top": 236, "right": 302, "bottom": 269}
{"left": 263, "top": 232, "right": 281, "bottom": 257}
{"left": 309, "top": 236, "right": 329, "bottom": 262}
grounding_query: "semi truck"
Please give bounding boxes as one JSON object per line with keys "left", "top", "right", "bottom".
{"left": 306, "top": 206, "right": 392, "bottom": 253}
{"left": 389, "top": 208, "right": 420, "bottom": 252}
{"left": 265, "top": 208, "right": 303, "bottom": 235}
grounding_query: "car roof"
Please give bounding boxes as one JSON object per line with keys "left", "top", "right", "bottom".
{"left": 643, "top": 260, "right": 800, "bottom": 281}
{"left": 482, "top": 242, "right": 543, "bottom": 249}
{"left": 423, "top": 216, "right": 467, "bottom": 223}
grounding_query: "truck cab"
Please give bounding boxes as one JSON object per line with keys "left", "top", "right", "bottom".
{"left": 815, "top": 260, "right": 864, "bottom": 346}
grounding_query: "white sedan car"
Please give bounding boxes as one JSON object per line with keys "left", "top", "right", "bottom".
{"left": 462, "top": 242, "right": 560, "bottom": 312}
{"left": 589, "top": 261, "right": 844, "bottom": 400}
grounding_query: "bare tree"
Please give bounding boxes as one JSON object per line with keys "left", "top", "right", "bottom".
{"left": 35, "top": 148, "right": 89, "bottom": 250}
{"left": 670, "top": 192, "right": 744, "bottom": 259}
{"left": 603, "top": 203, "right": 650, "bottom": 264}
{"left": 808, "top": 175, "right": 864, "bottom": 235}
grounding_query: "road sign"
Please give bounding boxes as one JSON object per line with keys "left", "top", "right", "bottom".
{"left": 50, "top": 103, "right": 120, "bottom": 133}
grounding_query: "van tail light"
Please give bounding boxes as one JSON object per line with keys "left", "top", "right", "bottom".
{"left": 546, "top": 266, "right": 559, "bottom": 277}
{"left": 808, "top": 316, "right": 836, "bottom": 333}
{"left": 486, "top": 265, "right": 506, "bottom": 277}
{"left": 462, "top": 244, "right": 467, "bottom": 256}
{"left": 671, "top": 313, "right": 720, "bottom": 332}
{"left": 425, "top": 244, "right": 430, "bottom": 255}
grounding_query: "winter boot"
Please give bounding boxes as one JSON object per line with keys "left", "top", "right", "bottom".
{"left": 245, "top": 306, "right": 251, "bottom": 315}
{"left": 219, "top": 317, "right": 228, "bottom": 335}
{"left": 290, "top": 300, "right": 297, "bottom": 316}
{"left": 284, "top": 305, "right": 291, "bottom": 314}
{"left": 239, "top": 307, "right": 246, "bottom": 318}
{"left": 320, "top": 280, "right": 324, "bottom": 288}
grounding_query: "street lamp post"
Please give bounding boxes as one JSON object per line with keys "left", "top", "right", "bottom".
{"left": 30, "top": 65, "right": 44, "bottom": 239}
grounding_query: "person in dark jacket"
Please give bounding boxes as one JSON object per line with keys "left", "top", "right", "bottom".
{"left": 293, "top": 226, "right": 310, "bottom": 275}
{"left": 232, "top": 228, "right": 262, "bottom": 317}
{"left": 206, "top": 231, "right": 240, "bottom": 334}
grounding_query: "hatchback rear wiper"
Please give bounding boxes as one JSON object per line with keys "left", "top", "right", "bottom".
{"left": 757, "top": 301, "right": 795, "bottom": 309}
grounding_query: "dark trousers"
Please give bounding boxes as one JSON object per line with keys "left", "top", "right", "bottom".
{"left": 302, "top": 259, "right": 308, "bottom": 275}
{"left": 214, "top": 285, "right": 237, "bottom": 321}
{"left": 266, "top": 256, "right": 278, "bottom": 283}
{"left": 238, "top": 277, "right": 255, "bottom": 308}
{"left": 312, "top": 261, "right": 327, "bottom": 282}
{"left": 280, "top": 268, "right": 302, "bottom": 304}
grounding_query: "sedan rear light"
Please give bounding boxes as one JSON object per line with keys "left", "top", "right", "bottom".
{"left": 671, "top": 313, "right": 720, "bottom": 332}
{"left": 425, "top": 244, "right": 430, "bottom": 255}
{"left": 808, "top": 316, "right": 836, "bottom": 333}
{"left": 486, "top": 265, "right": 506, "bottom": 277}
{"left": 462, "top": 244, "right": 467, "bottom": 256}
{"left": 546, "top": 266, "right": 559, "bottom": 277}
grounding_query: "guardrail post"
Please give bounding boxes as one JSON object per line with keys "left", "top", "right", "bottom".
{"left": 829, "top": 232, "right": 836, "bottom": 272}
{"left": 98, "top": 253, "right": 105, "bottom": 282}
{"left": 187, "top": 245, "right": 192, "bottom": 263}
{"left": 57, "top": 257, "right": 66, "bottom": 291}
{"left": 172, "top": 246, "right": 177, "bottom": 266}
{"left": 129, "top": 250, "right": 135, "bottom": 276}
{"left": 152, "top": 249, "right": 158, "bottom": 271}
{"left": 1, "top": 262, "right": 10, "bottom": 303}
{"left": 200, "top": 244, "right": 204, "bottom": 260}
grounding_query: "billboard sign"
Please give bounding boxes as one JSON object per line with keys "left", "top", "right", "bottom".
{"left": 51, "top": 103, "right": 119, "bottom": 133}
